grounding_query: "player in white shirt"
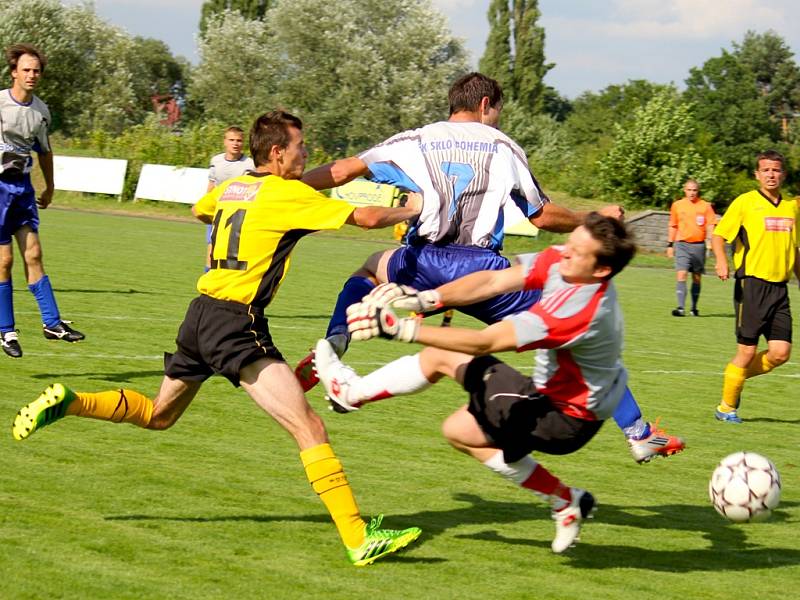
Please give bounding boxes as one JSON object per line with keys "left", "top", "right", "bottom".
{"left": 315, "top": 213, "right": 634, "bottom": 553}
{"left": 0, "top": 43, "right": 84, "bottom": 359}
{"left": 295, "top": 72, "right": 684, "bottom": 463}
{"left": 199, "top": 126, "right": 255, "bottom": 270}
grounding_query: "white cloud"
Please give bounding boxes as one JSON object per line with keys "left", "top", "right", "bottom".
{"left": 589, "top": 0, "right": 787, "bottom": 39}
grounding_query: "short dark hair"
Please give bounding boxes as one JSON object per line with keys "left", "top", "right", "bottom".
{"left": 224, "top": 126, "right": 244, "bottom": 136}
{"left": 756, "top": 149, "right": 785, "bottom": 170}
{"left": 583, "top": 212, "right": 636, "bottom": 279}
{"left": 448, "top": 72, "right": 503, "bottom": 115}
{"left": 249, "top": 111, "right": 302, "bottom": 167}
{"left": 6, "top": 43, "right": 46, "bottom": 74}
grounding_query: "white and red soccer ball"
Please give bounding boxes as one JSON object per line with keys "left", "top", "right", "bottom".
{"left": 709, "top": 451, "right": 781, "bottom": 523}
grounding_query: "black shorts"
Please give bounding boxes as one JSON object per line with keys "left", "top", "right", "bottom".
{"left": 164, "top": 295, "right": 284, "bottom": 386}
{"left": 734, "top": 277, "right": 792, "bottom": 345}
{"left": 463, "top": 356, "right": 603, "bottom": 463}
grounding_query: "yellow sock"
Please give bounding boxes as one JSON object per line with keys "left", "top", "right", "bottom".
{"left": 719, "top": 363, "right": 746, "bottom": 411}
{"left": 745, "top": 351, "right": 776, "bottom": 379}
{"left": 301, "top": 443, "right": 366, "bottom": 548}
{"left": 66, "top": 389, "right": 153, "bottom": 427}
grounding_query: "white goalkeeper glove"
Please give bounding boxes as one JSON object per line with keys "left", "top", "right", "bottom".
{"left": 365, "top": 283, "right": 442, "bottom": 313}
{"left": 346, "top": 301, "right": 420, "bottom": 342}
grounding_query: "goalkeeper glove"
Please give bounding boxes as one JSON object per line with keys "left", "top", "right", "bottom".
{"left": 365, "top": 283, "right": 442, "bottom": 313}
{"left": 346, "top": 302, "right": 420, "bottom": 342}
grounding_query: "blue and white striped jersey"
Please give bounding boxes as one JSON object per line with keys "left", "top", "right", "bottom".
{"left": 359, "top": 120, "right": 548, "bottom": 250}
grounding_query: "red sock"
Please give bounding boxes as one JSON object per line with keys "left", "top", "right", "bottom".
{"left": 521, "top": 465, "right": 571, "bottom": 508}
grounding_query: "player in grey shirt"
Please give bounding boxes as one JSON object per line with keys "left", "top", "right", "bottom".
{"left": 200, "top": 126, "right": 255, "bottom": 270}
{"left": 0, "top": 43, "right": 84, "bottom": 358}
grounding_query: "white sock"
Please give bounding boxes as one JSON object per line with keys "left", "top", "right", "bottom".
{"left": 352, "top": 353, "right": 431, "bottom": 404}
{"left": 623, "top": 418, "right": 648, "bottom": 440}
{"left": 483, "top": 450, "right": 537, "bottom": 485}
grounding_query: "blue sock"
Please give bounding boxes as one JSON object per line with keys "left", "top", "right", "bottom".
{"left": 614, "top": 386, "right": 649, "bottom": 438}
{"left": 0, "top": 280, "right": 14, "bottom": 333}
{"left": 326, "top": 276, "right": 375, "bottom": 339}
{"left": 28, "top": 275, "right": 61, "bottom": 328}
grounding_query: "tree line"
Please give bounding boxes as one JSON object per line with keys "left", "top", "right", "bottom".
{"left": 2, "top": 0, "right": 799, "bottom": 208}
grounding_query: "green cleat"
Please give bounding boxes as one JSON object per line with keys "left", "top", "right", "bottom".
{"left": 12, "top": 383, "right": 76, "bottom": 441}
{"left": 346, "top": 515, "right": 421, "bottom": 566}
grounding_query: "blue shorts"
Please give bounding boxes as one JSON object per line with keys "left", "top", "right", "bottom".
{"left": 387, "top": 243, "right": 540, "bottom": 324}
{"left": 206, "top": 223, "right": 213, "bottom": 244}
{"left": 0, "top": 175, "right": 38, "bottom": 244}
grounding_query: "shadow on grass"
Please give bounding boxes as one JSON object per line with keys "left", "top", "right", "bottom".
{"left": 53, "top": 288, "right": 156, "bottom": 295}
{"left": 746, "top": 417, "right": 800, "bottom": 424}
{"left": 104, "top": 493, "right": 799, "bottom": 571}
{"left": 31, "top": 370, "right": 164, "bottom": 383}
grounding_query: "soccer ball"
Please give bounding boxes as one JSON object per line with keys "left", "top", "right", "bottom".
{"left": 709, "top": 451, "right": 781, "bottom": 522}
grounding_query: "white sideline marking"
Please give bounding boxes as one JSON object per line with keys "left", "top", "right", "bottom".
{"left": 642, "top": 369, "right": 800, "bottom": 378}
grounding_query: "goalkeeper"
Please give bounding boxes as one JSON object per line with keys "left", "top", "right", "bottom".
{"left": 294, "top": 72, "right": 683, "bottom": 463}
{"left": 316, "top": 214, "right": 633, "bottom": 553}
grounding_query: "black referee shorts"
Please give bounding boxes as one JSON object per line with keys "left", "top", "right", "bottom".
{"left": 463, "top": 355, "right": 603, "bottom": 463}
{"left": 164, "top": 295, "right": 284, "bottom": 386}
{"left": 734, "top": 277, "right": 792, "bottom": 346}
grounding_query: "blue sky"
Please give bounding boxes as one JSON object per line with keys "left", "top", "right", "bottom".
{"left": 86, "top": 0, "right": 800, "bottom": 99}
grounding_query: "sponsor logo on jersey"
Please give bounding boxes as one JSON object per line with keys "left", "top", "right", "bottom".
{"left": 419, "top": 140, "right": 499, "bottom": 153}
{"left": 219, "top": 181, "right": 262, "bottom": 202}
{"left": 764, "top": 216, "right": 794, "bottom": 232}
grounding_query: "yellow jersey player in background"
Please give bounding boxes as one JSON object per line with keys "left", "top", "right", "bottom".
{"left": 711, "top": 149, "right": 800, "bottom": 423}
{"left": 12, "top": 110, "right": 422, "bottom": 566}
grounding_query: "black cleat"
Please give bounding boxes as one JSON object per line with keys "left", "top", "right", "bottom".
{"left": 671, "top": 308, "right": 685, "bottom": 317}
{"left": 690, "top": 309, "right": 699, "bottom": 317}
{"left": 1, "top": 330, "right": 22, "bottom": 358}
{"left": 43, "top": 321, "right": 85, "bottom": 342}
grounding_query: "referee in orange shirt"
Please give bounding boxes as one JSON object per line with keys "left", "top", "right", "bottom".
{"left": 666, "top": 179, "right": 716, "bottom": 316}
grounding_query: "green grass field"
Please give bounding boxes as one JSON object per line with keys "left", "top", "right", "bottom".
{"left": 1, "top": 207, "right": 798, "bottom": 600}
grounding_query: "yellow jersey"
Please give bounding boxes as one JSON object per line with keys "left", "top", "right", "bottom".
{"left": 715, "top": 189, "right": 799, "bottom": 282}
{"left": 193, "top": 172, "right": 354, "bottom": 307}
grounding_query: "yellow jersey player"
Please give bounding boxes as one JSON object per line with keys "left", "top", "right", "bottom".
{"left": 11, "top": 110, "right": 422, "bottom": 566}
{"left": 711, "top": 150, "right": 800, "bottom": 423}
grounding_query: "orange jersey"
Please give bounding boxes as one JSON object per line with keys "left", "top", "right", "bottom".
{"left": 669, "top": 197, "right": 715, "bottom": 243}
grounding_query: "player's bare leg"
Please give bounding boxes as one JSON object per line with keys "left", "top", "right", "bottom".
{"left": 442, "top": 406, "right": 594, "bottom": 553}
{"left": 242, "top": 357, "right": 420, "bottom": 564}
{"left": 12, "top": 375, "right": 198, "bottom": 440}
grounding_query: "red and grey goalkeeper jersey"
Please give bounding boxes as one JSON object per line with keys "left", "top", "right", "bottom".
{"left": 506, "top": 247, "right": 628, "bottom": 421}
{"left": 358, "top": 120, "right": 548, "bottom": 250}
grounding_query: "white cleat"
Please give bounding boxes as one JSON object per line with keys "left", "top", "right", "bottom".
{"left": 313, "top": 339, "right": 362, "bottom": 413}
{"left": 551, "top": 488, "right": 596, "bottom": 554}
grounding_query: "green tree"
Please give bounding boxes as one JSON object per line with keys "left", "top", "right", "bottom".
{"left": 189, "top": 1, "right": 468, "bottom": 155}
{"left": 479, "top": 0, "right": 512, "bottom": 92}
{"left": 0, "top": 0, "right": 143, "bottom": 134}
{"left": 199, "top": 0, "right": 271, "bottom": 37}
{"left": 478, "top": 1, "right": 552, "bottom": 114}
{"left": 129, "top": 37, "right": 188, "bottom": 112}
{"left": 733, "top": 30, "right": 800, "bottom": 139}
{"left": 549, "top": 80, "right": 666, "bottom": 198}
{"left": 188, "top": 10, "right": 279, "bottom": 126}
{"left": 599, "top": 89, "right": 725, "bottom": 207}
{"left": 685, "top": 50, "right": 775, "bottom": 171}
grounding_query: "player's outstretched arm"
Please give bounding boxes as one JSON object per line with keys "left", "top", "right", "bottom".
{"left": 530, "top": 203, "right": 624, "bottom": 233}
{"left": 347, "top": 202, "right": 421, "bottom": 229}
{"left": 302, "top": 156, "right": 369, "bottom": 190}
{"left": 436, "top": 264, "right": 526, "bottom": 307}
{"left": 347, "top": 302, "right": 516, "bottom": 354}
